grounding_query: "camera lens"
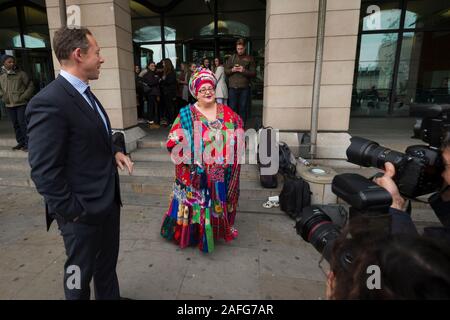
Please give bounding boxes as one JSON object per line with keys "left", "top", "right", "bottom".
{"left": 347, "top": 136, "right": 406, "bottom": 169}
{"left": 296, "top": 207, "right": 341, "bottom": 262}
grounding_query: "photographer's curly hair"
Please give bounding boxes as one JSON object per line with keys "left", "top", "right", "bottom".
{"left": 328, "top": 225, "right": 450, "bottom": 300}
{"left": 442, "top": 130, "right": 450, "bottom": 150}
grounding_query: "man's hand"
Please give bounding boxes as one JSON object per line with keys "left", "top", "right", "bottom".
{"left": 115, "top": 152, "right": 134, "bottom": 175}
{"left": 374, "top": 162, "right": 406, "bottom": 210}
{"left": 232, "top": 66, "right": 244, "bottom": 73}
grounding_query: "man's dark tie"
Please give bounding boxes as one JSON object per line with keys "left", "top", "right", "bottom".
{"left": 84, "top": 86, "right": 99, "bottom": 115}
{"left": 85, "top": 86, "right": 108, "bottom": 134}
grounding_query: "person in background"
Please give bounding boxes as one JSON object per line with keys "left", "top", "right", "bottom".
{"left": 187, "top": 62, "right": 198, "bottom": 104}
{"left": 177, "top": 62, "right": 189, "bottom": 104}
{"left": 214, "top": 57, "right": 228, "bottom": 105}
{"left": 160, "top": 58, "right": 177, "bottom": 126}
{"left": 224, "top": 38, "right": 256, "bottom": 123}
{"left": 142, "top": 61, "right": 161, "bottom": 126}
{"left": 202, "top": 57, "right": 211, "bottom": 71}
{"left": 134, "top": 65, "right": 146, "bottom": 122}
{"left": 0, "top": 55, "right": 34, "bottom": 151}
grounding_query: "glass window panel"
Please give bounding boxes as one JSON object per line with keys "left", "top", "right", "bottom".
{"left": 130, "top": 0, "right": 159, "bottom": 18}
{"left": 396, "top": 31, "right": 450, "bottom": 116}
{"left": 404, "top": 0, "right": 450, "bottom": 29}
{"left": 0, "top": 7, "right": 20, "bottom": 28}
{"left": 147, "top": 0, "right": 173, "bottom": 6}
{"left": 28, "top": 0, "right": 46, "bottom": 6}
{"left": 0, "top": 7, "right": 22, "bottom": 47}
{"left": 24, "top": 6, "right": 50, "bottom": 48}
{"left": 165, "top": 42, "right": 185, "bottom": 70}
{"left": 352, "top": 33, "right": 399, "bottom": 116}
{"left": 139, "top": 43, "right": 163, "bottom": 69}
{"left": 132, "top": 17, "right": 161, "bottom": 42}
{"left": 218, "top": 0, "right": 266, "bottom": 12}
{"left": 166, "top": 0, "right": 210, "bottom": 16}
{"left": 0, "top": 28, "right": 22, "bottom": 48}
{"left": 361, "top": 0, "right": 401, "bottom": 31}
{"left": 164, "top": 14, "right": 212, "bottom": 41}
{"left": 24, "top": 5, "right": 47, "bottom": 25}
{"left": 217, "top": 11, "right": 265, "bottom": 38}
{"left": 24, "top": 26, "right": 50, "bottom": 48}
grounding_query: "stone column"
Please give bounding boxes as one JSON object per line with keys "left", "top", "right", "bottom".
{"left": 45, "top": 0, "right": 145, "bottom": 151}
{"left": 264, "top": 0, "right": 361, "bottom": 166}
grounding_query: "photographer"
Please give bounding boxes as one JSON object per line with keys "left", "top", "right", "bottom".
{"left": 374, "top": 136, "right": 450, "bottom": 235}
{"left": 326, "top": 227, "right": 450, "bottom": 299}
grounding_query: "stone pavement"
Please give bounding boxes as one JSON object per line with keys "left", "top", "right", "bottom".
{"left": 0, "top": 185, "right": 327, "bottom": 300}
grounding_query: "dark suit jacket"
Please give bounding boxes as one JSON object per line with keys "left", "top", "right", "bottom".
{"left": 26, "top": 75, "right": 122, "bottom": 230}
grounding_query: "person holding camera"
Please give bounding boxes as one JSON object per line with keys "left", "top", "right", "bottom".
{"left": 374, "top": 137, "right": 450, "bottom": 235}
{"left": 325, "top": 226, "right": 450, "bottom": 299}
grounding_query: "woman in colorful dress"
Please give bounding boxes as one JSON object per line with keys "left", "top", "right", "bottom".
{"left": 160, "top": 69, "right": 244, "bottom": 253}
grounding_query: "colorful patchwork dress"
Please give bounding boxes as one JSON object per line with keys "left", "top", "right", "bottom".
{"left": 160, "top": 103, "right": 244, "bottom": 253}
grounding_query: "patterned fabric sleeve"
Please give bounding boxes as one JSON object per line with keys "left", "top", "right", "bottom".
{"left": 226, "top": 110, "right": 244, "bottom": 207}
{"left": 166, "top": 114, "right": 182, "bottom": 152}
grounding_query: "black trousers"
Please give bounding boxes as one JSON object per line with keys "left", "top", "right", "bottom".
{"left": 7, "top": 105, "right": 28, "bottom": 147}
{"left": 57, "top": 200, "right": 121, "bottom": 300}
{"left": 163, "top": 94, "right": 177, "bottom": 124}
{"left": 146, "top": 94, "right": 159, "bottom": 123}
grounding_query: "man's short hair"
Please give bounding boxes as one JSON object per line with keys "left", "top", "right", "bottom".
{"left": 52, "top": 27, "right": 92, "bottom": 62}
{"left": 236, "top": 38, "right": 246, "bottom": 47}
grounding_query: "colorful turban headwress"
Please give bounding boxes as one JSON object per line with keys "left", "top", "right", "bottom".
{"left": 188, "top": 68, "right": 217, "bottom": 98}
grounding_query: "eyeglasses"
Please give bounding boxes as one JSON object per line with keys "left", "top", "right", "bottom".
{"left": 198, "top": 87, "right": 215, "bottom": 95}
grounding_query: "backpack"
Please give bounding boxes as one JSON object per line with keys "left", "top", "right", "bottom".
{"left": 278, "top": 142, "right": 297, "bottom": 177}
{"left": 258, "top": 127, "right": 278, "bottom": 188}
{"left": 279, "top": 175, "right": 312, "bottom": 220}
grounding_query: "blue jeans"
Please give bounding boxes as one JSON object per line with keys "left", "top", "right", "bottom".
{"left": 228, "top": 87, "right": 250, "bottom": 123}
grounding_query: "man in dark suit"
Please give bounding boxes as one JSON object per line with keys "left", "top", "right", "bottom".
{"left": 26, "top": 26, "right": 133, "bottom": 300}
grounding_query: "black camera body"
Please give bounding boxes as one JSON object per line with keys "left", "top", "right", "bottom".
{"left": 296, "top": 174, "right": 393, "bottom": 262}
{"left": 346, "top": 108, "right": 449, "bottom": 198}
{"left": 347, "top": 137, "right": 443, "bottom": 198}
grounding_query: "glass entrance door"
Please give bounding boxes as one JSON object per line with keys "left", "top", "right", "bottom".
{"left": 185, "top": 38, "right": 236, "bottom": 66}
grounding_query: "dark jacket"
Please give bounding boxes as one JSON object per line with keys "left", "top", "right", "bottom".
{"left": 26, "top": 75, "right": 122, "bottom": 230}
{"left": 160, "top": 71, "right": 177, "bottom": 97}
{"left": 390, "top": 192, "right": 450, "bottom": 237}
{"left": 142, "top": 69, "right": 161, "bottom": 96}
{"left": 224, "top": 53, "right": 256, "bottom": 89}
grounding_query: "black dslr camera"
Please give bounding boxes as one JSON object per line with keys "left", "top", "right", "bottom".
{"left": 295, "top": 174, "right": 392, "bottom": 262}
{"left": 347, "top": 106, "right": 449, "bottom": 198}
{"left": 295, "top": 106, "right": 449, "bottom": 262}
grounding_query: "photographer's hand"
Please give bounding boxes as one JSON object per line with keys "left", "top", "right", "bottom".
{"left": 374, "top": 162, "right": 406, "bottom": 210}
